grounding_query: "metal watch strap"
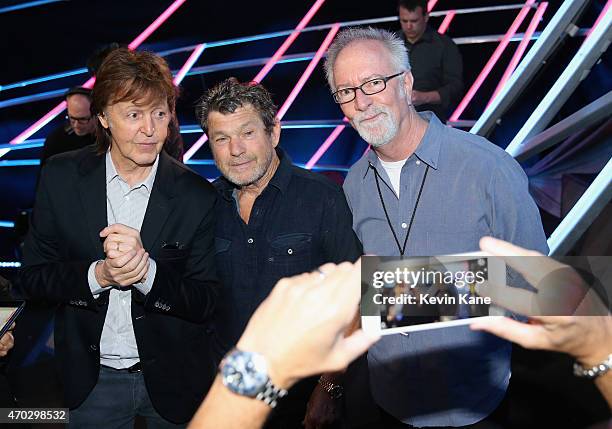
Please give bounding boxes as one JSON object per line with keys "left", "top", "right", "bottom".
{"left": 255, "top": 379, "right": 288, "bottom": 408}
{"left": 318, "top": 376, "right": 344, "bottom": 399}
{"left": 573, "top": 354, "right": 612, "bottom": 379}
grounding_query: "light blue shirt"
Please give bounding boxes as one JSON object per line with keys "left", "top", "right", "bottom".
{"left": 343, "top": 112, "right": 549, "bottom": 426}
{"left": 86, "top": 152, "right": 158, "bottom": 369}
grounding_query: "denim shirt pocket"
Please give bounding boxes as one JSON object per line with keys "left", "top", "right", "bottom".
{"left": 267, "top": 232, "right": 313, "bottom": 277}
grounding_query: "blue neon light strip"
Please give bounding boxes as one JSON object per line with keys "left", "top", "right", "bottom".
{"left": 0, "top": 53, "right": 316, "bottom": 110}
{"left": 0, "top": 68, "right": 86, "bottom": 92}
{"left": 185, "top": 159, "right": 349, "bottom": 172}
{"left": 0, "top": 0, "right": 63, "bottom": 14}
{"left": 0, "top": 160, "right": 40, "bottom": 166}
{"left": 0, "top": 120, "right": 342, "bottom": 151}
{"left": 0, "top": 221, "right": 15, "bottom": 228}
{"left": 0, "top": 88, "right": 67, "bottom": 109}
{"left": 0, "top": 139, "right": 44, "bottom": 150}
{"left": 0, "top": 158, "right": 348, "bottom": 171}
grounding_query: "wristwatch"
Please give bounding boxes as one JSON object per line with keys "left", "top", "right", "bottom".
{"left": 220, "top": 348, "right": 288, "bottom": 408}
{"left": 318, "top": 375, "right": 344, "bottom": 399}
{"left": 573, "top": 353, "right": 612, "bottom": 379}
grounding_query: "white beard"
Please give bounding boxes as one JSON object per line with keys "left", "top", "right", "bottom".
{"left": 353, "top": 105, "right": 399, "bottom": 147}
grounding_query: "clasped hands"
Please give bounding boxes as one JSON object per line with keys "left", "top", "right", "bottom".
{"left": 94, "top": 224, "right": 149, "bottom": 288}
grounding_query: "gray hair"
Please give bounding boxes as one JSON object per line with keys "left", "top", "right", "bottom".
{"left": 324, "top": 27, "right": 410, "bottom": 91}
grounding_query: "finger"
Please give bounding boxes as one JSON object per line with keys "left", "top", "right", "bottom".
{"left": 117, "top": 250, "right": 147, "bottom": 275}
{"left": 479, "top": 237, "right": 561, "bottom": 288}
{"left": 0, "top": 332, "right": 14, "bottom": 348}
{"left": 106, "top": 248, "right": 129, "bottom": 259}
{"left": 470, "top": 317, "right": 551, "bottom": 350}
{"left": 329, "top": 261, "right": 361, "bottom": 312}
{"left": 475, "top": 281, "right": 538, "bottom": 316}
{"left": 328, "top": 329, "right": 379, "bottom": 371}
{"left": 107, "top": 249, "right": 137, "bottom": 268}
{"left": 100, "top": 223, "right": 138, "bottom": 238}
{"left": 119, "top": 254, "right": 149, "bottom": 285}
{"left": 105, "top": 233, "right": 142, "bottom": 252}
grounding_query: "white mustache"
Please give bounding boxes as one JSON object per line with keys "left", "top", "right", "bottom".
{"left": 354, "top": 106, "right": 388, "bottom": 125}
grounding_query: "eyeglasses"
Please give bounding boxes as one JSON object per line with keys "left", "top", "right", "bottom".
{"left": 65, "top": 114, "right": 92, "bottom": 125}
{"left": 332, "top": 72, "right": 404, "bottom": 104}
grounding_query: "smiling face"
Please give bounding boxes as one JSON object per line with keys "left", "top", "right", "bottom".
{"left": 98, "top": 96, "right": 170, "bottom": 171}
{"left": 333, "top": 40, "right": 413, "bottom": 148}
{"left": 207, "top": 103, "right": 280, "bottom": 187}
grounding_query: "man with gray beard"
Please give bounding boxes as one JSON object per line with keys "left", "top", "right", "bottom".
{"left": 195, "top": 78, "right": 362, "bottom": 429}
{"left": 306, "top": 27, "right": 548, "bottom": 428}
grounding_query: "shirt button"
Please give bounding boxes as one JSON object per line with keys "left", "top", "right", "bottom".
{"left": 287, "top": 248, "right": 293, "bottom": 255}
{"left": 125, "top": 196, "right": 130, "bottom": 200}
{"left": 401, "top": 222, "right": 408, "bottom": 229}
{"left": 416, "top": 160, "right": 421, "bottom": 166}
{"left": 247, "top": 238, "right": 254, "bottom": 244}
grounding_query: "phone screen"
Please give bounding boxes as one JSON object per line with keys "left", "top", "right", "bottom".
{"left": 361, "top": 253, "right": 505, "bottom": 335}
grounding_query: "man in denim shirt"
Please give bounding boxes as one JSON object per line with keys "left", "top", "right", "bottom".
{"left": 194, "top": 78, "right": 362, "bottom": 428}
{"left": 322, "top": 28, "right": 548, "bottom": 428}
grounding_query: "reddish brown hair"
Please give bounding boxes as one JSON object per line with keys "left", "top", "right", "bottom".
{"left": 91, "top": 48, "right": 177, "bottom": 153}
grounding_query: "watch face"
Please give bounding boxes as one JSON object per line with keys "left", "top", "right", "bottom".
{"left": 221, "top": 350, "right": 269, "bottom": 397}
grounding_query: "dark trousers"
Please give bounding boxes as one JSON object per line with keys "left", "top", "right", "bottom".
{"left": 68, "top": 366, "right": 187, "bottom": 429}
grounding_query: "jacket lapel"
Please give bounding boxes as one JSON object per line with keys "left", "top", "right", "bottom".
{"left": 140, "top": 152, "right": 177, "bottom": 252}
{"left": 76, "top": 149, "right": 107, "bottom": 259}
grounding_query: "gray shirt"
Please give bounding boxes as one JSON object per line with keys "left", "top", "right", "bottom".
{"left": 343, "top": 112, "right": 548, "bottom": 426}
{"left": 86, "top": 152, "right": 158, "bottom": 369}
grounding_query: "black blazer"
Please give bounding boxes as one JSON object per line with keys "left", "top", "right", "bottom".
{"left": 21, "top": 147, "right": 219, "bottom": 423}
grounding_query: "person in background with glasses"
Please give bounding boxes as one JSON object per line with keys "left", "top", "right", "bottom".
{"left": 304, "top": 27, "right": 548, "bottom": 429}
{"left": 40, "top": 86, "right": 96, "bottom": 167}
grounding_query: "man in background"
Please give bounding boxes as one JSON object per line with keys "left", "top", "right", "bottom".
{"left": 398, "top": 0, "right": 463, "bottom": 122}
{"left": 40, "top": 86, "right": 96, "bottom": 167}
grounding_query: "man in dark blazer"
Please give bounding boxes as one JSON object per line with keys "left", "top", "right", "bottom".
{"left": 21, "top": 48, "right": 218, "bottom": 427}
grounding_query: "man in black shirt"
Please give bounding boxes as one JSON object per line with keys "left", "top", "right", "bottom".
{"left": 40, "top": 87, "right": 96, "bottom": 166}
{"left": 398, "top": 0, "right": 463, "bottom": 122}
{"left": 195, "top": 78, "right": 362, "bottom": 428}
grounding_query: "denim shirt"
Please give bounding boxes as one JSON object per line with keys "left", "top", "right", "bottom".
{"left": 343, "top": 112, "right": 549, "bottom": 426}
{"left": 213, "top": 147, "right": 362, "bottom": 351}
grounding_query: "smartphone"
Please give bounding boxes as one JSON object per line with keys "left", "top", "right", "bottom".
{"left": 0, "top": 301, "right": 25, "bottom": 338}
{"left": 361, "top": 252, "right": 506, "bottom": 335}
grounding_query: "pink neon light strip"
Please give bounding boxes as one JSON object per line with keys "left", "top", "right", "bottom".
{"left": 128, "top": 0, "right": 187, "bottom": 50}
{"left": 449, "top": 0, "right": 535, "bottom": 122}
{"left": 488, "top": 2, "right": 548, "bottom": 106}
{"left": 307, "top": 0, "right": 439, "bottom": 170}
{"left": 183, "top": 0, "right": 326, "bottom": 162}
{"left": 437, "top": 11, "right": 456, "bottom": 35}
{"left": 8, "top": 0, "right": 187, "bottom": 147}
{"left": 585, "top": 0, "right": 611, "bottom": 41}
{"left": 305, "top": 123, "right": 346, "bottom": 169}
{"left": 277, "top": 24, "right": 340, "bottom": 120}
{"left": 173, "top": 43, "right": 206, "bottom": 85}
{"left": 253, "top": 0, "right": 326, "bottom": 83}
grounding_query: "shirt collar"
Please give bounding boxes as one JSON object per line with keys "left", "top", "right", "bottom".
{"left": 216, "top": 146, "right": 293, "bottom": 200}
{"left": 105, "top": 150, "right": 159, "bottom": 191}
{"left": 362, "top": 111, "right": 442, "bottom": 179}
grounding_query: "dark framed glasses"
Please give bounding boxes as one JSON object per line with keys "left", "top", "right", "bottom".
{"left": 332, "top": 72, "right": 404, "bottom": 104}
